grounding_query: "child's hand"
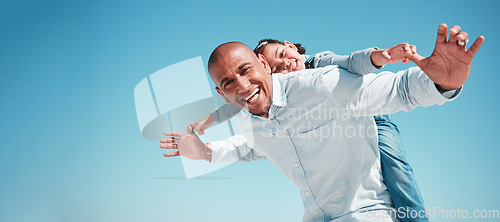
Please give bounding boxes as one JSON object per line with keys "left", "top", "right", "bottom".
{"left": 187, "top": 114, "right": 215, "bottom": 135}
{"left": 371, "top": 43, "right": 417, "bottom": 66}
{"left": 386, "top": 43, "right": 417, "bottom": 64}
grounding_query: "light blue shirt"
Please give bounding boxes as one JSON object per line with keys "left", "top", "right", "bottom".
{"left": 210, "top": 66, "right": 460, "bottom": 221}
{"left": 303, "top": 48, "right": 383, "bottom": 74}
{"left": 211, "top": 48, "right": 382, "bottom": 123}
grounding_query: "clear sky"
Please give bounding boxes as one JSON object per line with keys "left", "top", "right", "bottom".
{"left": 1, "top": 0, "right": 499, "bottom": 221}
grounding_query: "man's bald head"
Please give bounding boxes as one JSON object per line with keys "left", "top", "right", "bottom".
{"left": 207, "top": 41, "right": 273, "bottom": 118}
{"left": 208, "top": 42, "right": 256, "bottom": 78}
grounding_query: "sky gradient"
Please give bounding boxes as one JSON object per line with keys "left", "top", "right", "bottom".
{"left": 1, "top": 0, "right": 499, "bottom": 221}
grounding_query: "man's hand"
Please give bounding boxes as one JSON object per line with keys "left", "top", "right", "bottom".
{"left": 187, "top": 114, "right": 215, "bottom": 136}
{"left": 160, "top": 126, "right": 212, "bottom": 161}
{"left": 371, "top": 43, "right": 417, "bottom": 67}
{"left": 409, "top": 23, "right": 485, "bottom": 91}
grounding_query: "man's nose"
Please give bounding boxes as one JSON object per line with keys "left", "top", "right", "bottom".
{"left": 234, "top": 76, "right": 250, "bottom": 92}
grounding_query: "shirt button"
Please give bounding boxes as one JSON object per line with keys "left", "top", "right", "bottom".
{"left": 295, "top": 162, "right": 299, "bottom": 167}
{"left": 282, "top": 133, "right": 287, "bottom": 137}
{"left": 315, "top": 210, "right": 319, "bottom": 214}
{"left": 305, "top": 191, "right": 310, "bottom": 196}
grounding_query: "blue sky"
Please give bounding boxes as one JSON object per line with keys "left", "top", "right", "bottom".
{"left": 1, "top": 0, "right": 499, "bottom": 221}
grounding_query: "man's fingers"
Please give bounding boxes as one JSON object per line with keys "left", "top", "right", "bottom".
{"left": 187, "top": 125, "right": 195, "bottom": 135}
{"left": 436, "top": 23, "right": 448, "bottom": 44}
{"left": 186, "top": 124, "right": 194, "bottom": 134}
{"left": 457, "top": 32, "right": 469, "bottom": 43}
{"left": 160, "top": 144, "right": 178, "bottom": 149}
{"left": 160, "top": 138, "right": 176, "bottom": 143}
{"left": 164, "top": 131, "right": 184, "bottom": 137}
{"left": 448, "top": 25, "right": 461, "bottom": 44}
{"left": 164, "top": 151, "right": 179, "bottom": 157}
{"left": 467, "top": 36, "right": 485, "bottom": 57}
{"left": 408, "top": 52, "right": 425, "bottom": 67}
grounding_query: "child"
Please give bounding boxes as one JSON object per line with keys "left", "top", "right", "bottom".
{"left": 190, "top": 39, "right": 426, "bottom": 221}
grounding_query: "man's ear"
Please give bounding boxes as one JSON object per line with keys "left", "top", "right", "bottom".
{"left": 283, "top": 40, "right": 298, "bottom": 51}
{"left": 257, "top": 54, "right": 272, "bottom": 75}
{"left": 215, "top": 87, "right": 232, "bottom": 104}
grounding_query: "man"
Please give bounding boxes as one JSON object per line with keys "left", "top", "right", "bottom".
{"left": 160, "top": 24, "right": 483, "bottom": 221}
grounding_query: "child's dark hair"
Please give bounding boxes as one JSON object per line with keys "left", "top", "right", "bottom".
{"left": 253, "top": 38, "right": 306, "bottom": 55}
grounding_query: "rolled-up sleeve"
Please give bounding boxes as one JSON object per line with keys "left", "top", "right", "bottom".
{"left": 210, "top": 135, "right": 266, "bottom": 163}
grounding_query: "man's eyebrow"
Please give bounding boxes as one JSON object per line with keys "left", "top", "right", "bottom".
{"left": 220, "top": 77, "right": 230, "bottom": 88}
{"left": 237, "top": 62, "right": 251, "bottom": 72}
{"left": 220, "top": 62, "right": 251, "bottom": 88}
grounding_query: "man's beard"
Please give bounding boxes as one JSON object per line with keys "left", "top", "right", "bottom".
{"left": 247, "top": 98, "right": 272, "bottom": 117}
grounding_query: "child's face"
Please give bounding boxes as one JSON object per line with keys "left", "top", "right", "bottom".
{"left": 260, "top": 41, "right": 306, "bottom": 74}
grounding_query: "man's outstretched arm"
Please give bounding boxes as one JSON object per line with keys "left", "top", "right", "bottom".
{"left": 161, "top": 126, "right": 266, "bottom": 163}
{"left": 409, "top": 23, "right": 485, "bottom": 91}
{"left": 304, "top": 23, "right": 484, "bottom": 117}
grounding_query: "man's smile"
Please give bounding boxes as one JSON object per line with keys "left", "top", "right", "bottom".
{"left": 242, "top": 87, "right": 260, "bottom": 105}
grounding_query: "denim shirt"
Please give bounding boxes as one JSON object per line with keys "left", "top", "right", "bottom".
{"left": 211, "top": 48, "right": 381, "bottom": 123}
{"left": 210, "top": 66, "right": 460, "bottom": 222}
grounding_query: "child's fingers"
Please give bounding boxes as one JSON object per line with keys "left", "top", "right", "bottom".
{"left": 403, "top": 44, "right": 415, "bottom": 56}
{"left": 382, "top": 50, "right": 392, "bottom": 62}
{"left": 398, "top": 42, "right": 410, "bottom": 51}
{"left": 410, "top": 45, "right": 417, "bottom": 54}
{"left": 403, "top": 44, "right": 410, "bottom": 52}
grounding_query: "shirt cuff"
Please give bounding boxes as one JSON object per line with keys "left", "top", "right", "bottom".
{"left": 440, "top": 86, "right": 462, "bottom": 99}
{"left": 211, "top": 110, "right": 221, "bottom": 123}
{"left": 208, "top": 140, "right": 226, "bottom": 163}
{"left": 370, "top": 47, "right": 384, "bottom": 70}
{"left": 208, "top": 139, "right": 244, "bottom": 163}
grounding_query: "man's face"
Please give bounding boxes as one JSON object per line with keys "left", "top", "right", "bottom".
{"left": 211, "top": 46, "right": 273, "bottom": 118}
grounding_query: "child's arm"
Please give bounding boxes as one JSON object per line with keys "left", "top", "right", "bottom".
{"left": 307, "top": 43, "right": 416, "bottom": 74}
{"left": 307, "top": 48, "right": 379, "bottom": 74}
{"left": 188, "top": 103, "right": 242, "bottom": 135}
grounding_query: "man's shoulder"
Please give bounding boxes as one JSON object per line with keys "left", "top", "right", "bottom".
{"left": 272, "top": 66, "right": 341, "bottom": 98}
{"left": 273, "top": 65, "right": 340, "bottom": 81}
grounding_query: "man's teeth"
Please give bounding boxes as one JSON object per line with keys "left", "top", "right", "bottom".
{"left": 248, "top": 92, "right": 259, "bottom": 103}
{"left": 245, "top": 88, "right": 259, "bottom": 102}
